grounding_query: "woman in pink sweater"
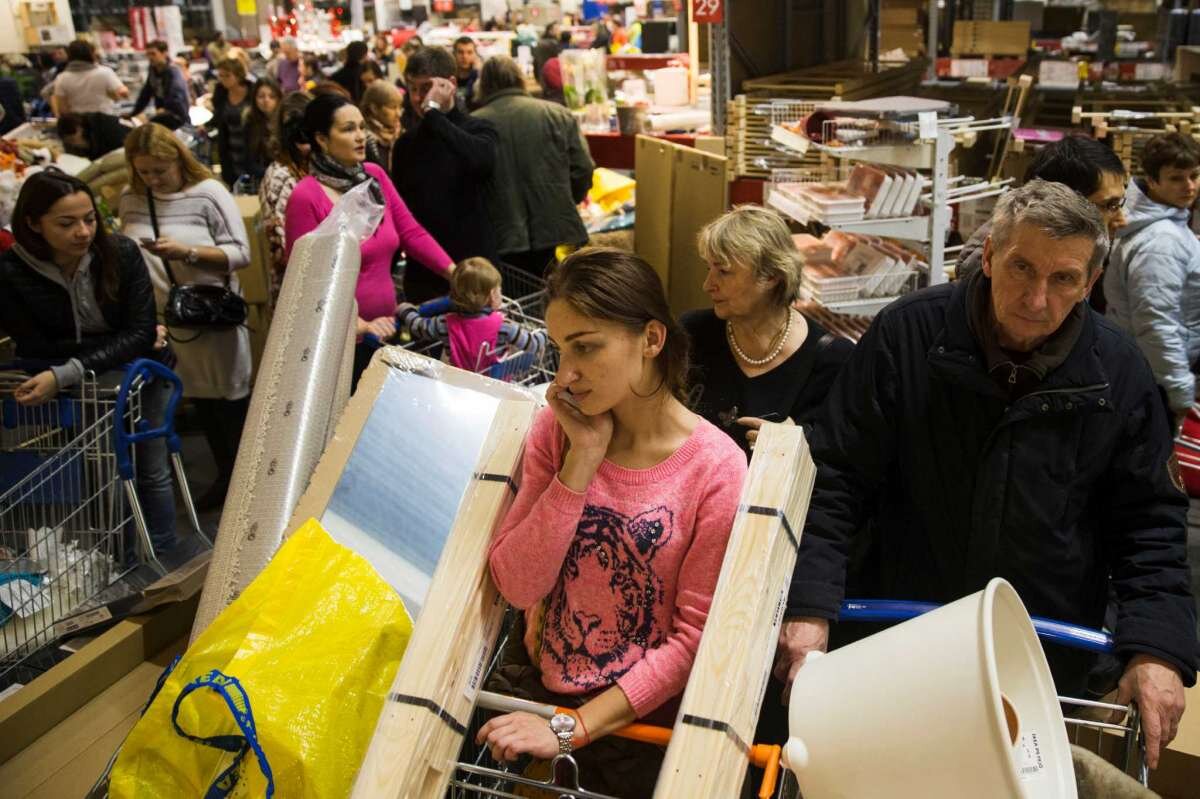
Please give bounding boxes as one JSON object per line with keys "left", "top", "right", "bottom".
{"left": 479, "top": 248, "right": 747, "bottom": 795}
{"left": 283, "top": 93, "right": 453, "bottom": 385}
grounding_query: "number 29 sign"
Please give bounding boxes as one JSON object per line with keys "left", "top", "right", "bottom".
{"left": 693, "top": 0, "right": 724, "bottom": 24}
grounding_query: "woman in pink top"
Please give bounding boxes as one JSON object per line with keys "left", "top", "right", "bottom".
{"left": 479, "top": 248, "right": 748, "bottom": 795}
{"left": 284, "top": 93, "right": 453, "bottom": 385}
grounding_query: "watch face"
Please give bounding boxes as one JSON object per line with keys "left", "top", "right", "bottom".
{"left": 549, "top": 713, "right": 575, "bottom": 735}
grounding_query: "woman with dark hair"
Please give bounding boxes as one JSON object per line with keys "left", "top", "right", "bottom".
{"left": 206, "top": 57, "right": 254, "bottom": 188}
{"left": 284, "top": 93, "right": 453, "bottom": 386}
{"left": 0, "top": 169, "right": 177, "bottom": 555}
{"left": 259, "top": 91, "right": 312, "bottom": 298}
{"left": 119, "top": 123, "right": 252, "bottom": 511}
{"left": 299, "top": 54, "right": 323, "bottom": 91}
{"left": 331, "top": 40, "right": 370, "bottom": 102}
{"left": 244, "top": 77, "right": 282, "bottom": 184}
{"left": 479, "top": 247, "right": 747, "bottom": 797}
{"left": 360, "top": 59, "right": 386, "bottom": 89}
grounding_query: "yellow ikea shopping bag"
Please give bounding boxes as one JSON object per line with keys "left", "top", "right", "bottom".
{"left": 109, "top": 519, "right": 413, "bottom": 799}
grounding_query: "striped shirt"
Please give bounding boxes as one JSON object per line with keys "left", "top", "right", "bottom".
{"left": 397, "top": 305, "right": 547, "bottom": 364}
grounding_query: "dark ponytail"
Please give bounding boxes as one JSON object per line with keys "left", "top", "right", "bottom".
{"left": 546, "top": 247, "right": 689, "bottom": 403}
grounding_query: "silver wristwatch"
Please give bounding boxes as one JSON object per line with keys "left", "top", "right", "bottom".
{"left": 549, "top": 712, "right": 576, "bottom": 756}
{"left": 185, "top": 247, "right": 199, "bottom": 265}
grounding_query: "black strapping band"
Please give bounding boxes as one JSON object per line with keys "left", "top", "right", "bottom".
{"left": 388, "top": 692, "right": 468, "bottom": 736}
{"left": 680, "top": 714, "right": 750, "bottom": 754}
{"left": 743, "top": 505, "right": 799, "bottom": 553}
{"left": 475, "top": 472, "right": 519, "bottom": 493}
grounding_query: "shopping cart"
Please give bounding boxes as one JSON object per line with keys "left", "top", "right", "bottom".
{"left": 0, "top": 358, "right": 207, "bottom": 687}
{"left": 449, "top": 600, "right": 1145, "bottom": 798}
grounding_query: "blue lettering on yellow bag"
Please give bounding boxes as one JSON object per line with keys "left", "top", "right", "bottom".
{"left": 170, "top": 670, "right": 276, "bottom": 799}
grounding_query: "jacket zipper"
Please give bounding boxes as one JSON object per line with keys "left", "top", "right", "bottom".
{"left": 1021, "top": 382, "right": 1110, "bottom": 400}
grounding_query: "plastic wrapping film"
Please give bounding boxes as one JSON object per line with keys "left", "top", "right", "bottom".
{"left": 191, "top": 183, "right": 384, "bottom": 640}
{"left": 309, "top": 346, "right": 542, "bottom": 615}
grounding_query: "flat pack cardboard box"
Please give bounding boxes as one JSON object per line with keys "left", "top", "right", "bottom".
{"left": 951, "top": 20, "right": 1032, "bottom": 57}
{"left": 233, "top": 194, "right": 272, "bottom": 307}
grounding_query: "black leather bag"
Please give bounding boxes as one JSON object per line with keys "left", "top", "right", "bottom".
{"left": 148, "top": 190, "right": 247, "bottom": 333}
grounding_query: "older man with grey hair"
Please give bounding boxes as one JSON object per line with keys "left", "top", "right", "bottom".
{"left": 777, "top": 180, "right": 1196, "bottom": 769}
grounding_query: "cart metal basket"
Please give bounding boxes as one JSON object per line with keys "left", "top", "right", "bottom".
{"left": 450, "top": 600, "right": 1146, "bottom": 798}
{"left": 0, "top": 359, "right": 206, "bottom": 687}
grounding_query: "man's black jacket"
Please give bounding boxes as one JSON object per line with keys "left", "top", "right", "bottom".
{"left": 790, "top": 277, "right": 1198, "bottom": 689}
{"left": 391, "top": 107, "right": 498, "bottom": 301}
{"left": 0, "top": 235, "right": 158, "bottom": 375}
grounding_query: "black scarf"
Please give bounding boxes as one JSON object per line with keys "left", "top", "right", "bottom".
{"left": 310, "top": 150, "right": 384, "bottom": 205}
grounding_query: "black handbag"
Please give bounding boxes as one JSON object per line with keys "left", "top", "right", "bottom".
{"left": 147, "top": 190, "right": 247, "bottom": 336}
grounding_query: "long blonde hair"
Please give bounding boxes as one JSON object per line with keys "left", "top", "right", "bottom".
{"left": 124, "top": 123, "right": 213, "bottom": 194}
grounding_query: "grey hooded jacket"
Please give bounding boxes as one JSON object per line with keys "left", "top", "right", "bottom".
{"left": 1104, "top": 180, "right": 1200, "bottom": 411}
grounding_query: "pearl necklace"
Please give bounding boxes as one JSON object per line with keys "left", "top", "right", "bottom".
{"left": 727, "top": 310, "right": 792, "bottom": 366}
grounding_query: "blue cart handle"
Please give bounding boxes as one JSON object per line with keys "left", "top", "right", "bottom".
{"left": 839, "top": 599, "right": 1114, "bottom": 655}
{"left": 115, "top": 358, "right": 184, "bottom": 480}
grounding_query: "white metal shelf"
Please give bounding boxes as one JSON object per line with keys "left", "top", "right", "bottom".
{"left": 766, "top": 187, "right": 931, "bottom": 242}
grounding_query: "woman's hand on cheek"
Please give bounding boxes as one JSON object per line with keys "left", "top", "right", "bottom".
{"left": 547, "top": 383, "right": 613, "bottom": 458}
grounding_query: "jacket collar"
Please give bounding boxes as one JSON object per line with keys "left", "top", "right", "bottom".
{"left": 929, "top": 274, "right": 1114, "bottom": 415}
{"left": 11, "top": 243, "right": 94, "bottom": 291}
{"left": 480, "top": 88, "right": 528, "bottom": 106}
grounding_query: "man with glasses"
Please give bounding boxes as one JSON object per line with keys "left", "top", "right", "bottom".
{"left": 1105, "top": 132, "right": 1200, "bottom": 428}
{"left": 957, "top": 135, "right": 1128, "bottom": 280}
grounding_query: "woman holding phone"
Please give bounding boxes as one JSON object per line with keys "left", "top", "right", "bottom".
{"left": 119, "top": 123, "right": 252, "bottom": 512}
{"left": 0, "top": 169, "right": 178, "bottom": 555}
{"left": 480, "top": 248, "right": 747, "bottom": 796}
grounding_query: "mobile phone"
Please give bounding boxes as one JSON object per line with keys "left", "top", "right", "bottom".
{"left": 558, "top": 388, "right": 582, "bottom": 410}
{"left": 139, "top": 237, "right": 155, "bottom": 245}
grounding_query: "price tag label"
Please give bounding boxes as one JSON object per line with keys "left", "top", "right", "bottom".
{"left": 694, "top": 0, "right": 725, "bottom": 24}
{"left": 918, "top": 111, "right": 937, "bottom": 141}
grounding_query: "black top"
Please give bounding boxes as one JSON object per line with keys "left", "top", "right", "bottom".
{"left": 76, "top": 112, "right": 130, "bottom": 160}
{"left": 391, "top": 106, "right": 499, "bottom": 302}
{"left": 212, "top": 83, "right": 253, "bottom": 186}
{"left": 331, "top": 63, "right": 365, "bottom": 103}
{"left": 681, "top": 308, "right": 853, "bottom": 458}
{"left": 0, "top": 235, "right": 160, "bottom": 375}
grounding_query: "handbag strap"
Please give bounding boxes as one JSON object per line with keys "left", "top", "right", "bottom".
{"left": 171, "top": 669, "right": 276, "bottom": 799}
{"left": 146, "top": 189, "right": 181, "bottom": 289}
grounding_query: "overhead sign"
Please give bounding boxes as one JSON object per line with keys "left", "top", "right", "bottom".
{"left": 693, "top": 0, "right": 724, "bottom": 24}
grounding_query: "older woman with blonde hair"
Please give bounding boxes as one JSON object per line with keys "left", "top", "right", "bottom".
{"left": 119, "top": 123, "right": 252, "bottom": 511}
{"left": 681, "top": 203, "right": 854, "bottom": 758}
{"left": 683, "top": 205, "right": 853, "bottom": 456}
{"left": 360, "top": 80, "right": 403, "bottom": 173}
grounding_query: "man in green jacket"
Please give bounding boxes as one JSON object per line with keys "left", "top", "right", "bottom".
{"left": 473, "top": 56, "right": 595, "bottom": 277}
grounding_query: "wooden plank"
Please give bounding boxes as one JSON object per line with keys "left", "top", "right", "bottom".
{"left": 0, "top": 596, "right": 198, "bottom": 764}
{"left": 653, "top": 423, "right": 816, "bottom": 798}
{"left": 0, "top": 640, "right": 185, "bottom": 798}
{"left": 349, "top": 396, "right": 536, "bottom": 799}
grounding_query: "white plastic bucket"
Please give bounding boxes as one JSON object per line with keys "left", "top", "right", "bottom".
{"left": 785, "top": 578, "right": 1076, "bottom": 798}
